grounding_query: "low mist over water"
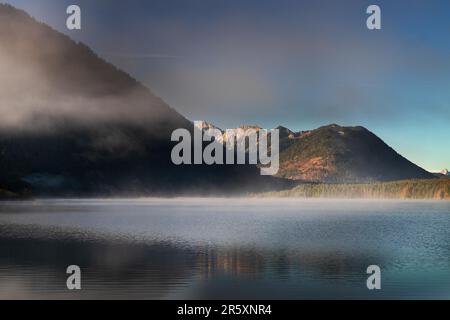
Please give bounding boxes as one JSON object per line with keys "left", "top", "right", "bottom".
{"left": 0, "top": 198, "right": 449, "bottom": 299}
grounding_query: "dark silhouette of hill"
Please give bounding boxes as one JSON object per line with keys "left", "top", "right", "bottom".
{"left": 277, "top": 124, "right": 435, "bottom": 183}
{"left": 0, "top": 4, "right": 287, "bottom": 197}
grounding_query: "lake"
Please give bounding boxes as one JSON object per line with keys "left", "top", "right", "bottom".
{"left": 0, "top": 198, "right": 449, "bottom": 299}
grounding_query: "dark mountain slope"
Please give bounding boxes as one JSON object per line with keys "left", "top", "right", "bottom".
{"left": 0, "top": 4, "right": 188, "bottom": 130}
{"left": 0, "top": 4, "right": 284, "bottom": 196}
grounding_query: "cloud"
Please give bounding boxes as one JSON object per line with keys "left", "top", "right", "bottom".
{"left": 0, "top": 6, "right": 185, "bottom": 132}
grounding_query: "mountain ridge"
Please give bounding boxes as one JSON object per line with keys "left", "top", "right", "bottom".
{"left": 275, "top": 124, "right": 435, "bottom": 182}
{"left": 190, "top": 121, "right": 434, "bottom": 183}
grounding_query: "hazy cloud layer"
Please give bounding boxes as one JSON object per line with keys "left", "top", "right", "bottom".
{"left": 0, "top": 6, "right": 185, "bottom": 132}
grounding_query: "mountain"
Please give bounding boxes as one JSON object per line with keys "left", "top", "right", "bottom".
{"left": 276, "top": 124, "right": 435, "bottom": 183}
{"left": 182, "top": 121, "right": 434, "bottom": 184}
{"left": 434, "top": 169, "right": 450, "bottom": 178}
{"left": 0, "top": 4, "right": 285, "bottom": 196}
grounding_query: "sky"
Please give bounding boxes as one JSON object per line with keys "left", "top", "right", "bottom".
{"left": 4, "top": 0, "right": 450, "bottom": 171}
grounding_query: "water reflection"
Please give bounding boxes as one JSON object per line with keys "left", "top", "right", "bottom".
{"left": 0, "top": 231, "right": 391, "bottom": 300}
{"left": 0, "top": 199, "right": 449, "bottom": 299}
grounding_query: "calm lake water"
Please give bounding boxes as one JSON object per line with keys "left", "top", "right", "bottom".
{"left": 0, "top": 198, "right": 449, "bottom": 300}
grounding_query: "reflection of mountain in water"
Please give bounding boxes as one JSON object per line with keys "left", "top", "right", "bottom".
{"left": 197, "top": 247, "right": 381, "bottom": 280}
{"left": 0, "top": 227, "right": 384, "bottom": 299}
{"left": 0, "top": 231, "right": 198, "bottom": 299}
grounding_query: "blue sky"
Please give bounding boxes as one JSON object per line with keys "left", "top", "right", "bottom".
{"left": 4, "top": 0, "right": 450, "bottom": 171}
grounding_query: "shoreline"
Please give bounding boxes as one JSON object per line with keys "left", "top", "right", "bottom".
{"left": 255, "top": 179, "right": 450, "bottom": 200}
{"left": 2, "top": 179, "right": 449, "bottom": 202}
